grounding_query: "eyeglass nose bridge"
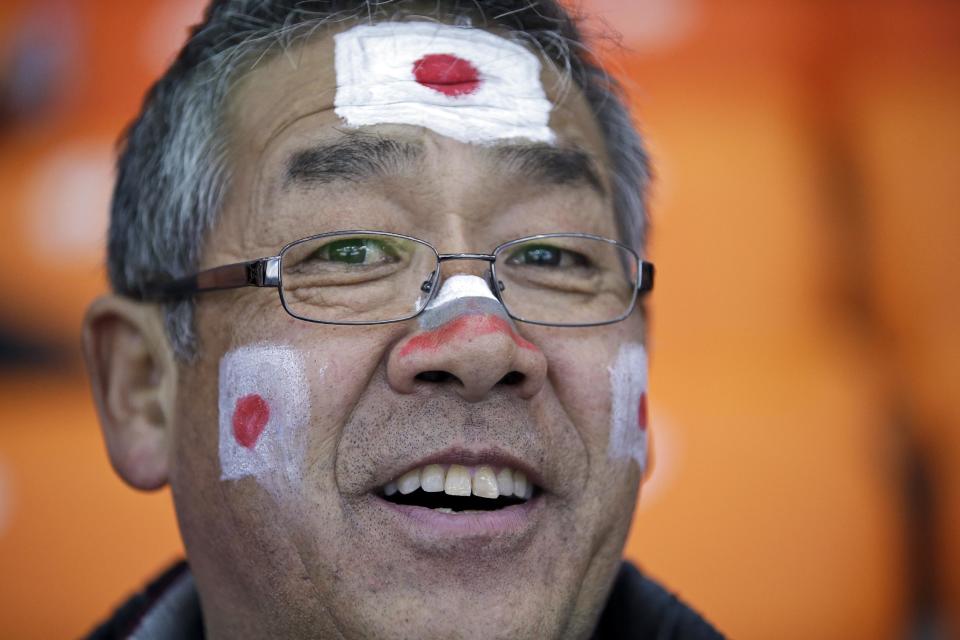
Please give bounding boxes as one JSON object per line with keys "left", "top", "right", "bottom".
{"left": 419, "top": 252, "right": 502, "bottom": 299}
{"left": 437, "top": 253, "right": 497, "bottom": 263}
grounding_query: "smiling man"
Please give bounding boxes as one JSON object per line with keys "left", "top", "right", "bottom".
{"left": 82, "top": 1, "right": 722, "bottom": 639}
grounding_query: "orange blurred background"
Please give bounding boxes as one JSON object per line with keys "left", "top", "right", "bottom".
{"left": 0, "top": 1, "right": 957, "bottom": 638}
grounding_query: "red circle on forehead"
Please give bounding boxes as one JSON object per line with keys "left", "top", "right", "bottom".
{"left": 412, "top": 53, "right": 480, "bottom": 96}
{"left": 233, "top": 394, "right": 270, "bottom": 449}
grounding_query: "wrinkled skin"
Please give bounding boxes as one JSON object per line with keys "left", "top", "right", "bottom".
{"left": 87, "top": 20, "right": 646, "bottom": 640}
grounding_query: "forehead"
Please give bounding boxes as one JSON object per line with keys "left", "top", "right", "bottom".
{"left": 218, "top": 20, "right": 614, "bottom": 253}
{"left": 229, "top": 21, "right": 607, "bottom": 153}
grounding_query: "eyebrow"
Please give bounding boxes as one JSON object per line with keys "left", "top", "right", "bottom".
{"left": 285, "top": 135, "right": 424, "bottom": 186}
{"left": 486, "top": 143, "right": 606, "bottom": 195}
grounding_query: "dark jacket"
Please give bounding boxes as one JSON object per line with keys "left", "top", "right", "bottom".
{"left": 88, "top": 560, "right": 724, "bottom": 639}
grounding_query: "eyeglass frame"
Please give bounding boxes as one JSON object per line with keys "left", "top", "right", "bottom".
{"left": 130, "top": 230, "right": 655, "bottom": 328}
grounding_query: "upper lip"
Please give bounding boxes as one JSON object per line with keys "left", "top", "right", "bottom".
{"left": 370, "top": 446, "right": 547, "bottom": 493}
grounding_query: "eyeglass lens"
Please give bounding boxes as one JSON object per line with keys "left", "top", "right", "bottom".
{"left": 493, "top": 236, "right": 638, "bottom": 325}
{"left": 279, "top": 232, "right": 638, "bottom": 325}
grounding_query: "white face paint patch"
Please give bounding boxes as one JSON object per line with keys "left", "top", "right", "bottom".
{"left": 334, "top": 22, "right": 556, "bottom": 145}
{"left": 608, "top": 343, "right": 649, "bottom": 473}
{"left": 426, "top": 274, "right": 497, "bottom": 309}
{"left": 218, "top": 344, "right": 312, "bottom": 487}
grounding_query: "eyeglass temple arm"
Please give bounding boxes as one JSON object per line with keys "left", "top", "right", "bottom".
{"left": 132, "top": 257, "right": 280, "bottom": 302}
{"left": 637, "top": 261, "right": 655, "bottom": 295}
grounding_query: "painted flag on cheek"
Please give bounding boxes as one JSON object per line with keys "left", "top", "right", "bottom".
{"left": 218, "top": 344, "right": 311, "bottom": 483}
{"left": 333, "top": 21, "right": 556, "bottom": 145}
{"left": 608, "top": 343, "right": 649, "bottom": 474}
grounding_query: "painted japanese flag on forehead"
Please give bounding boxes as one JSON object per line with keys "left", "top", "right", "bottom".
{"left": 218, "top": 344, "right": 311, "bottom": 486}
{"left": 334, "top": 21, "right": 556, "bottom": 145}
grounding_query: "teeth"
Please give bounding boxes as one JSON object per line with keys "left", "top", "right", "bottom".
{"left": 472, "top": 465, "right": 499, "bottom": 499}
{"left": 382, "top": 464, "right": 537, "bottom": 502}
{"left": 444, "top": 464, "right": 472, "bottom": 496}
{"left": 513, "top": 471, "right": 528, "bottom": 499}
{"left": 421, "top": 464, "right": 445, "bottom": 492}
{"left": 397, "top": 468, "right": 421, "bottom": 495}
{"left": 496, "top": 468, "right": 514, "bottom": 496}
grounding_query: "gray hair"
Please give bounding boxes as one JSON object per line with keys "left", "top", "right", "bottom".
{"left": 108, "top": 0, "right": 650, "bottom": 360}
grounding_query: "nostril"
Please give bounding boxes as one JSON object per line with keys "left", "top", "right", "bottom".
{"left": 498, "top": 371, "right": 525, "bottom": 386}
{"left": 416, "top": 370, "right": 458, "bottom": 383}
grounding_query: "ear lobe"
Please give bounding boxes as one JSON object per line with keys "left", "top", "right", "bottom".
{"left": 82, "top": 295, "right": 177, "bottom": 491}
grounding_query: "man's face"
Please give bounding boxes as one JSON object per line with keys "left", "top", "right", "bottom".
{"left": 171, "top": 21, "right": 646, "bottom": 640}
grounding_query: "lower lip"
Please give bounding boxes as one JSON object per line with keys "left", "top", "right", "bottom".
{"left": 372, "top": 493, "right": 544, "bottom": 540}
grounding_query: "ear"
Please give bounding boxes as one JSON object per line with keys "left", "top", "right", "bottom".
{"left": 82, "top": 295, "right": 178, "bottom": 491}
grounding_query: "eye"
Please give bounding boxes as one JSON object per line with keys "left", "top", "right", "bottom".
{"left": 311, "top": 237, "right": 400, "bottom": 266}
{"left": 505, "top": 244, "right": 590, "bottom": 268}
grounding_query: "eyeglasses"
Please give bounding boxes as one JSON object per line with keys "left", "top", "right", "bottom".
{"left": 133, "top": 230, "right": 654, "bottom": 327}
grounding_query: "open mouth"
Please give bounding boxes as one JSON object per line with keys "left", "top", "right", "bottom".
{"left": 378, "top": 463, "right": 538, "bottom": 514}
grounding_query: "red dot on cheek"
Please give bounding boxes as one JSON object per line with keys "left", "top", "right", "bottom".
{"left": 638, "top": 392, "right": 648, "bottom": 431}
{"left": 232, "top": 394, "right": 270, "bottom": 449}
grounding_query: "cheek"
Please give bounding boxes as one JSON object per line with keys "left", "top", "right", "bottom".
{"left": 539, "top": 336, "right": 618, "bottom": 443}
{"left": 212, "top": 330, "right": 389, "bottom": 492}
{"left": 538, "top": 335, "right": 649, "bottom": 472}
{"left": 196, "top": 297, "right": 400, "bottom": 485}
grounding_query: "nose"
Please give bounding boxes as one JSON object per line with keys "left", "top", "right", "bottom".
{"left": 386, "top": 275, "right": 547, "bottom": 402}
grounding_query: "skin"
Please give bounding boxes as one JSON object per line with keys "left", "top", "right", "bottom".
{"left": 83, "top": 18, "right": 647, "bottom": 640}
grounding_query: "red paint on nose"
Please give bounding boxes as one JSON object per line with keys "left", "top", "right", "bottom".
{"left": 399, "top": 314, "right": 537, "bottom": 357}
{"left": 638, "top": 392, "right": 648, "bottom": 431}
{"left": 412, "top": 53, "right": 480, "bottom": 96}
{"left": 232, "top": 394, "right": 270, "bottom": 449}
